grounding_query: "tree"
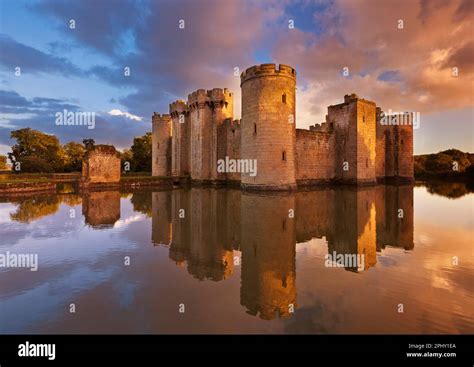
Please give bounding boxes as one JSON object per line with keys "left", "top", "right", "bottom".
{"left": 83, "top": 138, "right": 95, "bottom": 151}
{"left": 63, "top": 141, "right": 85, "bottom": 172}
{"left": 120, "top": 148, "right": 133, "bottom": 172}
{"left": 131, "top": 132, "right": 152, "bottom": 172}
{"left": 0, "top": 155, "right": 8, "bottom": 170}
{"left": 15, "top": 156, "right": 54, "bottom": 173}
{"left": 9, "top": 128, "right": 66, "bottom": 172}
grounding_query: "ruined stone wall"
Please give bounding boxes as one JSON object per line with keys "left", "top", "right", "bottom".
{"left": 295, "top": 129, "right": 335, "bottom": 185}
{"left": 82, "top": 145, "right": 121, "bottom": 185}
{"left": 240, "top": 64, "right": 297, "bottom": 190}
{"left": 152, "top": 113, "right": 172, "bottom": 177}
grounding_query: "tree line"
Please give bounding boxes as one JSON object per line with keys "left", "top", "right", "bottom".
{"left": 0, "top": 128, "right": 152, "bottom": 173}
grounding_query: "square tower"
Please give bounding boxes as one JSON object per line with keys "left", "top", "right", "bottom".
{"left": 328, "top": 94, "right": 377, "bottom": 185}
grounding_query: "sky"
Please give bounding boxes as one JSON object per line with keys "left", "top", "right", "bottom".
{"left": 0, "top": 0, "right": 472, "bottom": 155}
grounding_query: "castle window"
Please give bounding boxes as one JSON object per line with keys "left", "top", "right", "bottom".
{"left": 363, "top": 115, "right": 365, "bottom": 122}
{"left": 254, "top": 123, "right": 257, "bottom": 134}
{"left": 401, "top": 139, "right": 404, "bottom": 145}
{"left": 282, "top": 151, "right": 287, "bottom": 161}
{"left": 366, "top": 158, "right": 368, "bottom": 167}
{"left": 282, "top": 93, "right": 286, "bottom": 104}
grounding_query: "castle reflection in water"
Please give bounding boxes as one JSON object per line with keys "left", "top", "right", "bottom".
{"left": 75, "top": 185, "right": 413, "bottom": 321}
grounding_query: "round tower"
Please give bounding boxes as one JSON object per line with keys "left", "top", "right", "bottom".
{"left": 240, "top": 64, "right": 297, "bottom": 190}
{"left": 152, "top": 113, "right": 172, "bottom": 177}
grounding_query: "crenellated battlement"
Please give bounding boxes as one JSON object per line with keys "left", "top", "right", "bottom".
{"left": 152, "top": 112, "right": 171, "bottom": 121}
{"left": 208, "top": 88, "right": 233, "bottom": 105}
{"left": 188, "top": 89, "right": 209, "bottom": 106}
{"left": 169, "top": 100, "right": 188, "bottom": 116}
{"left": 240, "top": 63, "right": 296, "bottom": 85}
{"left": 187, "top": 88, "right": 233, "bottom": 109}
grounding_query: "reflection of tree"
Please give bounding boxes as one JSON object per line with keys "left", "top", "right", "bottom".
{"left": 422, "top": 181, "right": 472, "bottom": 199}
{"left": 130, "top": 191, "right": 153, "bottom": 217}
{"left": 10, "top": 195, "right": 61, "bottom": 223}
{"left": 58, "top": 194, "right": 82, "bottom": 207}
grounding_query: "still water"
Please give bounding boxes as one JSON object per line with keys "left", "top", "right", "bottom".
{"left": 0, "top": 184, "right": 472, "bottom": 334}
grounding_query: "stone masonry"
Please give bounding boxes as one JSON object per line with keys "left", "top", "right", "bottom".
{"left": 81, "top": 145, "right": 121, "bottom": 186}
{"left": 152, "top": 63, "right": 414, "bottom": 189}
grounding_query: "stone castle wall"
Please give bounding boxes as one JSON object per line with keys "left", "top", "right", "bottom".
{"left": 376, "top": 110, "right": 414, "bottom": 182}
{"left": 151, "top": 63, "right": 413, "bottom": 189}
{"left": 240, "top": 64, "right": 297, "bottom": 190}
{"left": 152, "top": 113, "right": 172, "bottom": 177}
{"left": 295, "top": 129, "right": 335, "bottom": 185}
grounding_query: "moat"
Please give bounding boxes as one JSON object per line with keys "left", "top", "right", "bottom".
{"left": 0, "top": 183, "right": 472, "bottom": 334}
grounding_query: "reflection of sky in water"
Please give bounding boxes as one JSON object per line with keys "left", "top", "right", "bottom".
{"left": 0, "top": 197, "right": 150, "bottom": 333}
{"left": 0, "top": 187, "right": 472, "bottom": 334}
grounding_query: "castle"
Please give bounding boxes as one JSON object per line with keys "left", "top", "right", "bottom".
{"left": 152, "top": 63, "right": 414, "bottom": 190}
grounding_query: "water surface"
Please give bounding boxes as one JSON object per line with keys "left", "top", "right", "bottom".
{"left": 0, "top": 184, "right": 472, "bottom": 334}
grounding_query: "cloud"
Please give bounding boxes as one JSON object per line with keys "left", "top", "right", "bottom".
{"left": 0, "top": 34, "right": 83, "bottom": 77}
{"left": 272, "top": 0, "right": 474, "bottom": 126}
{"left": 30, "top": 0, "right": 283, "bottom": 119}
{"left": 0, "top": 90, "right": 80, "bottom": 114}
{"left": 108, "top": 109, "right": 142, "bottom": 121}
{"left": 0, "top": 90, "right": 148, "bottom": 151}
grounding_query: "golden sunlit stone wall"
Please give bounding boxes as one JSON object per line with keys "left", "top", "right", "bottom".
{"left": 295, "top": 129, "right": 335, "bottom": 185}
{"left": 240, "top": 64, "right": 297, "bottom": 190}
{"left": 152, "top": 64, "right": 413, "bottom": 189}
{"left": 328, "top": 94, "right": 377, "bottom": 184}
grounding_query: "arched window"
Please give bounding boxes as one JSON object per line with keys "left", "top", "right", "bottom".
{"left": 282, "top": 151, "right": 287, "bottom": 161}
{"left": 282, "top": 93, "right": 287, "bottom": 104}
{"left": 254, "top": 123, "right": 257, "bottom": 134}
